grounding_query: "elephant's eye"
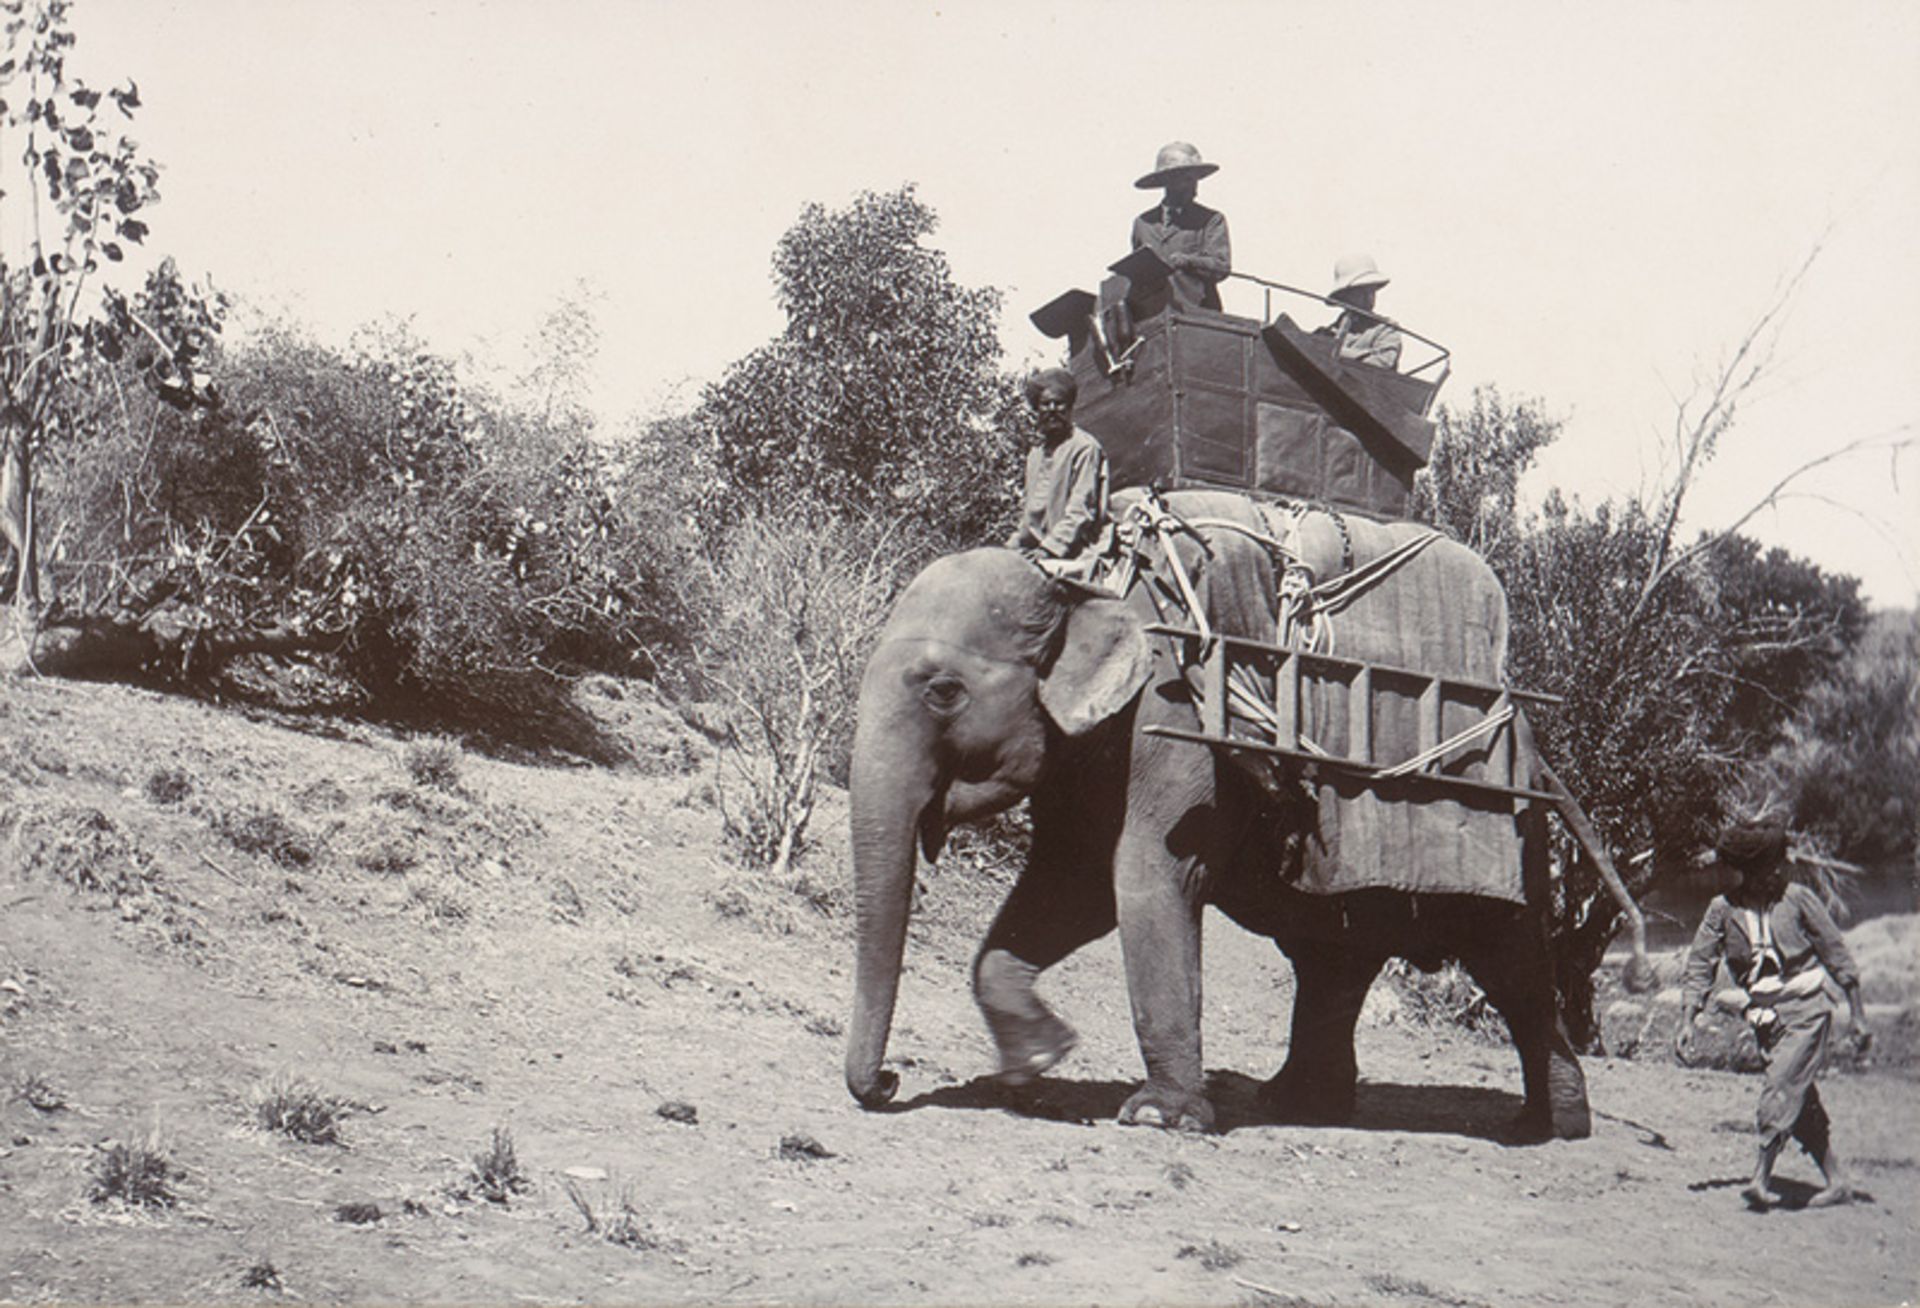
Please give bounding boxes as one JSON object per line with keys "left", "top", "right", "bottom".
{"left": 920, "top": 675, "right": 968, "bottom": 716}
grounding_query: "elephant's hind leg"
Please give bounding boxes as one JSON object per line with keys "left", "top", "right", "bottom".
{"left": 1259, "top": 938, "right": 1386, "bottom": 1125}
{"left": 973, "top": 787, "right": 1118, "bottom": 1086}
{"left": 1461, "top": 934, "right": 1591, "bottom": 1142}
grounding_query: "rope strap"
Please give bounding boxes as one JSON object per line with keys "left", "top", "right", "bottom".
{"left": 1376, "top": 703, "right": 1515, "bottom": 779}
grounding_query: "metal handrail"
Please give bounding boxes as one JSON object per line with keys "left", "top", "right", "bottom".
{"left": 1224, "top": 271, "right": 1452, "bottom": 383}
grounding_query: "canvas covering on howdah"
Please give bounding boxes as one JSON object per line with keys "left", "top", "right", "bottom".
{"left": 1111, "top": 488, "right": 1535, "bottom": 905}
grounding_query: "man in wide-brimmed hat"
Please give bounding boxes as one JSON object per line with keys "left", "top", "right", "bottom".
{"left": 1129, "top": 142, "right": 1231, "bottom": 311}
{"left": 1676, "top": 816, "right": 1872, "bottom": 1210}
{"left": 1322, "top": 253, "right": 1403, "bottom": 370}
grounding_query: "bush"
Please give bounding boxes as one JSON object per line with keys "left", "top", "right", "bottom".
{"left": 698, "top": 499, "right": 925, "bottom": 876}
{"left": 89, "top": 1127, "right": 181, "bottom": 1209}
{"left": 404, "top": 738, "right": 464, "bottom": 791}
{"left": 1381, "top": 959, "right": 1510, "bottom": 1043}
{"left": 464, "top": 1127, "right": 531, "bottom": 1205}
{"left": 215, "top": 808, "right": 314, "bottom": 868}
{"left": 37, "top": 308, "right": 705, "bottom": 736}
{"left": 253, "top": 1076, "right": 347, "bottom": 1145}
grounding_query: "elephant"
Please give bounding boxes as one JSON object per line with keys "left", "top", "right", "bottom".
{"left": 843, "top": 489, "right": 1652, "bottom": 1140}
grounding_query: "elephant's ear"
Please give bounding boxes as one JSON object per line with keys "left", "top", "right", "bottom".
{"left": 1038, "top": 595, "right": 1151, "bottom": 736}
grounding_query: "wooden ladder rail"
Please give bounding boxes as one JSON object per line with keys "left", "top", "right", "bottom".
{"left": 1146, "top": 623, "right": 1563, "bottom": 803}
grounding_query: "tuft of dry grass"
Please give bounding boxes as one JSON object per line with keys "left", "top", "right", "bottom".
{"left": 252, "top": 1076, "right": 347, "bottom": 1145}
{"left": 240, "top": 1261, "right": 283, "bottom": 1290}
{"left": 404, "top": 738, "right": 464, "bottom": 791}
{"left": 464, "top": 1127, "right": 532, "bottom": 1205}
{"left": 357, "top": 839, "right": 419, "bottom": 875}
{"left": 20, "top": 1072, "right": 66, "bottom": 1112}
{"left": 89, "top": 1127, "right": 181, "bottom": 1209}
{"left": 20, "top": 805, "right": 158, "bottom": 899}
{"left": 407, "top": 880, "right": 470, "bottom": 922}
{"left": 564, "top": 1176, "right": 692, "bottom": 1256}
{"left": 214, "top": 807, "right": 315, "bottom": 868}
{"left": 1174, "top": 1240, "right": 1244, "bottom": 1272}
{"left": 144, "top": 767, "right": 194, "bottom": 805}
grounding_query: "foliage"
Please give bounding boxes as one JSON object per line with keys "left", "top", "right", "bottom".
{"left": 404, "top": 737, "right": 463, "bottom": 791}
{"left": 88, "top": 1124, "right": 180, "bottom": 1208}
{"left": 252, "top": 1075, "right": 347, "bottom": 1145}
{"left": 1504, "top": 493, "right": 1864, "bottom": 872}
{"left": 464, "top": 1126, "right": 532, "bottom": 1205}
{"left": 1417, "top": 386, "right": 1869, "bottom": 1043}
{"left": 34, "top": 298, "right": 700, "bottom": 729}
{"left": 1410, "top": 387, "right": 1559, "bottom": 565}
{"left": 1, "top": 0, "right": 207, "bottom": 616}
{"left": 688, "top": 185, "right": 1024, "bottom": 552}
{"left": 699, "top": 497, "right": 926, "bottom": 876}
{"left": 1758, "top": 609, "right": 1919, "bottom": 869}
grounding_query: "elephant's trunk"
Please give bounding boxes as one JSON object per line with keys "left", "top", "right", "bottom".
{"left": 844, "top": 704, "right": 939, "bottom": 1108}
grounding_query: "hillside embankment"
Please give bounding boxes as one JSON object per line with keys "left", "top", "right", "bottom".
{"left": 2, "top": 676, "right": 1915, "bottom": 1306}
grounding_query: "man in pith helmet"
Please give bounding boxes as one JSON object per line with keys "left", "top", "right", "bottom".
{"left": 1129, "top": 142, "right": 1231, "bottom": 311}
{"left": 1324, "top": 253, "right": 1403, "bottom": 370}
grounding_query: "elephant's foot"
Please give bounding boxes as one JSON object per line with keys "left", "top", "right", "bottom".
{"left": 1498, "top": 1095, "right": 1589, "bottom": 1145}
{"left": 990, "top": 1011, "right": 1079, "bottom": 1088}
{"left": 1118, "top": 1081, "right": 1215, "bottom": 1133}
{"left": 975, "top": 948, "right": 1079, "bottom": 1087}
{"left": 1545, "top": 1050, "right": 1592, "bottom": 1140}
{"left": 1256, "top": 1061, "right": 1357, "bottom": 1125}
{"left": 1494, "top": 1108, "right": 1554, "bottom": 1146}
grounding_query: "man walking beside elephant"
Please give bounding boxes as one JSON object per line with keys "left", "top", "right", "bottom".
{"left": 1676, "top": 818, "right": 1872, "bottom": 1210}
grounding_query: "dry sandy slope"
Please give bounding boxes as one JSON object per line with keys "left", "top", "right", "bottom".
{"left": 0, "top": 676, "right": 1915, "bottom": 1307}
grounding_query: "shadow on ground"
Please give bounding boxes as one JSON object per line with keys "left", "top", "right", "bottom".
{"left": 884, "top": 1069, "right": 1530, "bottom": 1143}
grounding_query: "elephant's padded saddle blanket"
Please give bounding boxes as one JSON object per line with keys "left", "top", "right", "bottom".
{"left": 1134, "top": 491, "right": 1532, "bottom": 905}
{"left": 1290, "top": 512, "right": 1526, "bottom": 904}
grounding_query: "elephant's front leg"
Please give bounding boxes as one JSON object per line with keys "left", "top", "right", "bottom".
{"left": 1111, "top": 826, "right": 1213, "bottom": 1132}
{"left": 973, "top": 785, "right": 1118, "bottom": 1085}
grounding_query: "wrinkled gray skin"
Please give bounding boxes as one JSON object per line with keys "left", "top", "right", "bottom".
{"left": 846, "top": 523, "right": 1615, "bottom": 1140}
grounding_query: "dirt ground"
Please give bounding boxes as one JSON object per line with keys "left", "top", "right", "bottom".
{"left": 2, "top": 675, "right": 1915, "bottom": 1307}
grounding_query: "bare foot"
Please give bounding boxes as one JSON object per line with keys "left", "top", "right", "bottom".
{"left": 1742, "top": 1183, "right": 1781, "bottom": 1211}
{"left": 1807, "top": 1185, "right": 1854, "bottom": 1208}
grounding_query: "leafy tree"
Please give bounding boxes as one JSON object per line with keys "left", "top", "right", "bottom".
{"left": 1410, "top": 386, "right": 1559, "bottom": 565}
{"left": 1416, "top": 386, "right": 1868, "bottom": 1044}
{"left": 690, "top": 184, "right": 1023, "bottom": 550}
{"left": 1760, "top": 609, "right": 1919, "bottom": 870}
{"left": 1, "top": 0, "right": 197, "bottom": 626}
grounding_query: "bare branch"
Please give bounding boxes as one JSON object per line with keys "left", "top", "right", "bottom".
{"left": 1643, "top": 424, "right": 1916, "bottom": 604}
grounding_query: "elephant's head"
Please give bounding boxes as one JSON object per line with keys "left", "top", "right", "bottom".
{"left": 844, "top": 548, "right": 1152, "bottom": 1107}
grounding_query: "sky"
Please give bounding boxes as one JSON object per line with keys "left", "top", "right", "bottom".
{"left": 55, "top": 0, "right": 1920, "bottom": 606}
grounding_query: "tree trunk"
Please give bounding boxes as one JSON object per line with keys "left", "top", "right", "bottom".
{"left": 1, "top": 421, "right": 40, "bottom": 612}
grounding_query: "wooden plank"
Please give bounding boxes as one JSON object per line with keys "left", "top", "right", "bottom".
{"left": 1201, "top": 639, "right": 1228, "bottom": 737}
{"left": 1417, "top": 677, "right": 1442, "bottom": 770}
{"left": 1143, "top": 726, "right": 1557, "bottom": 804}
{"left": 1143, "top": 624, "right": 1563, "bottom": 707}
{"left": 1275, "top": 652, "right": 1300, "bottom": 750}
{"left": 1349, "top": 665, "right": 1373, "bottom": 765}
